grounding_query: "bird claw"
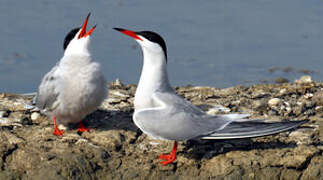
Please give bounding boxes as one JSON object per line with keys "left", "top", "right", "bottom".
{"left": 158, "top": 141, "right": 178, "bottom": 165}
{"left": 53, "top": 129, "right": 64, "bottom": 136}
{"left": 77, "top": 126, "right": 91, "bottom": 132}
{"left": 158, "top": 154, "right": 172, "bottom": 160}
{"left": 77, "top": 122, "right": 91, "bottom": 132}
{"left": 158, "top": 153, "right": 176, "bottom": 165}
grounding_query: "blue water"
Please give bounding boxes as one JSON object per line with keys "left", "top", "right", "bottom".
{"left": 0, "top": 0, "right": 322, "bottom": 93}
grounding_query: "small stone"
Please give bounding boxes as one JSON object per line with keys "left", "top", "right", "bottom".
{"left": 0, "top": 111, "right": 9, "bottom": 118}
{"left": 315, "top": 106, "right": 323, "bottom": 113}
{"left": 115, "top": 78, "right": 123, "bottom": 86}
{"left": 109, "top": 78, "right": 124, "bottom": 88}
{"left": 58, "top": 124, "right": 67, "bottom": 130}
{"left": 312, "top": 91, "right": 323, "bottom": 106}
{"left": 304, "top": 101, "right": 315, "bottom": 108}
{"left": 289, "top": 129, "right": 313, "bottom": 145}
{"left": 252, "top": 100, "right": 267, "bottom": 110}
{"left": 293, "top": 104, "right": 305, "bottom": 116}
{"left": 268, "top": 109, "right": 278, "bottom": 116}
{"left": 30, "top": 112, "right": 40, "bottom": 121}
{"left": 0, "top": 118, "right": 9, "bottom": 124}
{"left": 75, "top": 139, "right": 88, "bottom": 145}
{"left": 21, "top": 117, "right": 32, "bottom": 125}
{"left": 295, "top": 75, "right": 312, "bottom": 84}
{"left": 304, "top": 109, "right": 315, "bottom": 116}
{"left": 268, "top": 98, "right": 281, "bottom": 107}
{"left": 275, "top": 77, "right": 289, "bottom": 84}
{"left": 251, "top": 90, "right": 270, "bottom": 99}
{"left": 109, "top": 89, "right": 130, "bottom": 98}
{"left": 207, "top": 105, "right": 231, "bottom": 115}
{"left": 304, "top": 93, "right": 313, "bottom": 99}
{"left": 278, "top": 88, "right": 288, "bottom": 96}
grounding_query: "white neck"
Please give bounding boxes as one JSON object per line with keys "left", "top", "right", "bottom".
{"left": 64, "top": 48, "right": 90, "bottom": 56}
{"left": 134, "top": 47, "right": 172, "bottom": 110}
{"left": 64, "top": 36, "right": 91, "bottom": 56}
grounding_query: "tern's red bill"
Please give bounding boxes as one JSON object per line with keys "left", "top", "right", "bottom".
{"left": 78, "top": 13, "right": 96, "bottom": 39}
{"left": 113, "top": 28, "right": 143, "bottom": 41}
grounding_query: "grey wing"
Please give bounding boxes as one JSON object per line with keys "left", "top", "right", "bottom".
{"left": 134, "top": 91, "right": 232, "bottom": 140}
{"left": 153, "top": 91, "right": 206, "bottom": 115}
{"left": 35, "top": 66, "right": 61, "bottom": 110}
{"left": 202, "top": 119, "right": 308, "bottom": 139}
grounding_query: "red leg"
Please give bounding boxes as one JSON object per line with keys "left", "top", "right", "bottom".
{"left": 77, "top": 121, "right": 91, "bottom": 133}
{"left": 52, "top": 116, "right": 64, "bottom": 136}
{"left": 158, "top": 141, "right": 178, "bottom": 165}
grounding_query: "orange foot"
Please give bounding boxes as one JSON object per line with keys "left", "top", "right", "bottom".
{"left": 158, "top": 141, "right": 178, "bottom": 165}
{"left": 77, "top": 121, "right": 91, "bottom": 133}
{"left": 52, "top": 116, "right": 64, "bottom": 136}
{"left": 53, "top": 128, "right": 64, "bottom": 136}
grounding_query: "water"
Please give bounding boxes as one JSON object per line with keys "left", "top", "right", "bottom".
{"left": 0, "top": 0, "right": 322, "bottom": 93}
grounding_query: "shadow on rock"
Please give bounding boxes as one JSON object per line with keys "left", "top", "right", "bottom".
{"left": 183, "top": 137, "right": 298, "bottom": 161}
{"left": 82, "top": 109, "right": 138, "bottom": 132}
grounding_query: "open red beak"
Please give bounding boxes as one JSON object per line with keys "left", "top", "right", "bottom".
{"left": 113, "top": 28, "right": 143, "bottom": 41}
{"left": 78, "top": 13, "right": 96, "bottom": 39}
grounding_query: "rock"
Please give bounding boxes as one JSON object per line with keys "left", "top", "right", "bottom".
{"left": 315, "top": 106, "right": 323, "bottom": 113}
{"left": 30, "top": 112, "right": 40, "bottom": 121}
{"left": 0, "top": 111, "right": 9, "bottom": 118}
{"left": 109, "top": 78, "right": 124, "bottom": 88}
{"left": 206, "top": 105, "right": 231, "bottom": 115}
{"left": 252, "top": 99, "right": 267, "bottom": 111}
{"left": 301, "top": 156, "right": 323, "bottom": 180}
{"left": 251, "top": 89, "right": 270, "bottom": 99}
{"left": 202, "top": 154, "right": 235, "bottom": 176}
{"left": 295, "top": 75, "right": 312, "bottom": 84}
{"left": 289, "top": 129, "right": 315, "bottom": 145}
{"left": 304, "top": 93, "right": 314, "bottom": 99}
{"left": 0, "top": 81, "right": 322, "bottom": 179}
{"left": 275, "top": 77, "right": 289, "bottom": 84}
{"left": 280, "top": 169, "right": 301, "bottom": 180}
{"left": 268, "top": 98, "right": 281, "bottom": 107}
{"left": 278, "top": 88, "right": 288, "bottom": 96}
{"left": 294, "top": 103, "right": 305, "bottom": 116}
{"left": 312, "top": 91, "right": 323, "bottom": 106}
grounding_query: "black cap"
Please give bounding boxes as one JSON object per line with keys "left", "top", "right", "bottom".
{"left": 63, "top": 27, "right": 80, "bottom": 50}
{"left": 136, "top": 31, "right": 168, "bottom": 62}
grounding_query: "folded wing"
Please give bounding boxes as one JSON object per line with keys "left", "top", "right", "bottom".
{"left": 202, "top": 120, "right": 308, "bottom": 139}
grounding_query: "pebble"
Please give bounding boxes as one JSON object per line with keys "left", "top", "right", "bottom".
{"left": 0, "top": 111, "right": 8, "bottom": 118}
{"left": 0, "top": 118, "right": 9, "bottom": 124}
{"left": 109, "top": 78, "right": 124, "bottom": 87}
{"left": 315, "top": 106, "right": 323, "bottom": 112}
{"left": 304, "top": 93, "right": 313, "bottom": 99}
{"left": 75, "top": 139, "right": 88, "bottom": 145}
{"left": 31, "top": 112, "right": 40, "bottom": 121}
{"left": 312, "top": 91, "right": 323, "bottom": 106}
{"left": 279, "top": 88, "right": 287, "bottom": 96}
{"left": 207, "top": 105, "right": 231, "bottom": 115}
{"left": 295, "top": 75, "right": 312, "bottom": 84}
{"left": 58, "top": 124, "right": 67, "bottom": 130}
{"left": 252, "top": 100, "right": 267, "bottom": 110}
{"left": 275, "top": 77, "right": 289, "bottom": 84}
{"left": 268, "top": 98, "right": 281, "bottom": 107}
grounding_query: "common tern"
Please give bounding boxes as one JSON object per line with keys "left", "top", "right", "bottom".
{"left": 113, "top": 28, "right": 307, "bottom": 165}
{"left": 35, "top": 13, "right": 107, "bottom": 136}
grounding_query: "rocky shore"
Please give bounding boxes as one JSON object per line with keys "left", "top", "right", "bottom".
{"left": 0, "top": 77, "right": 322, "bottom": 180}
